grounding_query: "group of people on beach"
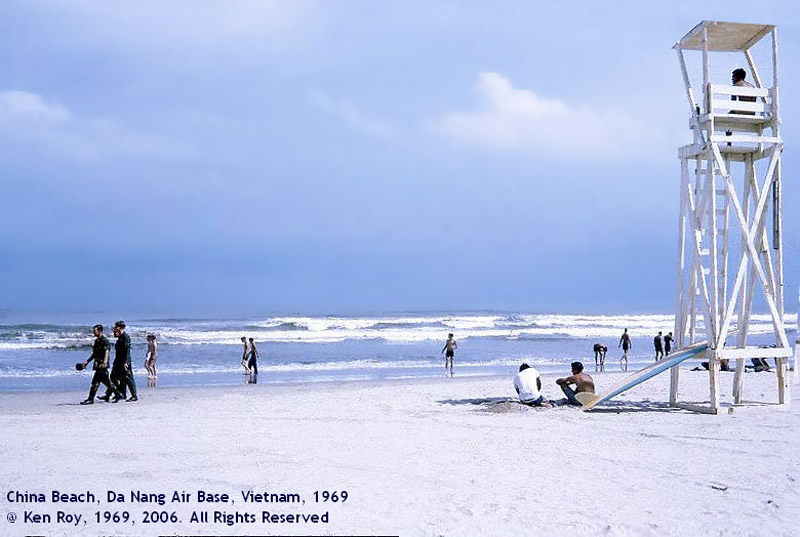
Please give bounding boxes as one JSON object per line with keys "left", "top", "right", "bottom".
{"left": 77, "top": 321, "right": 158, "bottom": 405}
{"left": 592, "top": 329, "right": 675, "bottom": 371}
{"left": 440, "top": 332, "right": 596, "bottom": 408}
{"left": 514, "top": 360, "right": 595, "bottom": 408}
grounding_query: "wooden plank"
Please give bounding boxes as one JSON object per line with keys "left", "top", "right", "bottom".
{"left": 710, "top": 99, "right": 768, "bottom": 113}
{"left": 676, "top": 402, "right": 718, "bottom": 415}
{"left": 741, "top": 51, "right": 763, "bottom": 88}
{"left": 709, "top": 84, "right": 769, "bottom": 97}
{"left": 673, "top": 159, "right": 691, "bottom": 405}
{"left": 709, "top": 355, "right": 720, "bottom": 412}
{"left": 710, "top": 135, "right": 781, "bottom": 144}
{"left": 701, "top": 113, "right": 773, "bottom": 125}
{"left": 777, "top": 357, "right": 789, "bottom": 406}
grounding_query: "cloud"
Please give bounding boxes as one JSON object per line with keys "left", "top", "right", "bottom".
{"left": 0, "top": 90, "right": 187, "bottom": 162}
{"left": 427, "top": 72, "right": 659, "bottom": 160}
{"left": 307, "top": 90, "right": 395, "bottom": 139}
{"left": 0, "top": 91, "right": 71, "bottom": 122}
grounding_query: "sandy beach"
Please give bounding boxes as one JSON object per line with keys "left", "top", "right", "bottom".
{"left": 1, "top": 368, "right": 797, "bottom": 537}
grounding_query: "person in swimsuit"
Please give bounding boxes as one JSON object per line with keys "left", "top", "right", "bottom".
{"left": 593, "top": 343, "right": 608, "bottom": 370}
{"left": 144, "top": 334, "right": 158, "bottom": 378}
{"left": 556, "top": 361, "right": 595, "bottom": 406}
{"left": 653, "top": 331, "right": 664, "bottom": 361}
{"left": 441, "top": 333, "right": 457, "bottom": 377}
{"left": 664, "top": 332, "right": 673, "bottom": 356}
{"left": 241, "top": 336, "right": 251, "bottom": 373}
{"left": 247, "top": 337, "right": 259, "bottom": 375}
{"left": 619, "top": 328, "right": 632, "bottom": 370}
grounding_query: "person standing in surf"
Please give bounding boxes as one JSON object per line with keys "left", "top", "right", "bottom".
{"left": 144, "top": 334, "right": 158, "bottom": 379}
{"left": 618, "top": 328, "right": 632, "bottom": 371}
{"left": 653, "top": 331, "right": 664, "bottom": 361}
{"left": 241, "top": 336, "right": 251, "bottom": 373}
{"left": 664, "top": 332, "right": 673, "bottom": 356}
{"left": 247, "top": 337, "right": 259, "bottom": 375}
{"left": 441, "top": 333, "right": 457, "bottom": 377}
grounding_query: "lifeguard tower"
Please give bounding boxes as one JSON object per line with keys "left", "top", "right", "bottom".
{"left": 671, "top": 21, "right": 791, "bottom": 413}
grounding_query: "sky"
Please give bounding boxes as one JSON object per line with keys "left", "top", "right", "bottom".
{"left": 0, "top": 1, "right": 797, "bottom": 317}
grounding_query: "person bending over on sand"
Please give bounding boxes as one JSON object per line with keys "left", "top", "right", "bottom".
{"left": 247, "top": 337, "right": 259, "bottom": 375}
{"left": 593, "top": 343, "right": 607, "bottom": 369}
{"left": 556, "top": 362, "right": 595, "bottom": 407}
{"left": 514, "top": 362, "right": 550, "bottom": 407}
{"left": 79, "top": 324, "right": 121, "bottom": 405}
{"left": 144, "top": 334, "right": 158, "bottom": 378}
{"left": 618, "top": 329, "right": 632, "bottom": 369}
{"left": 653, "top": 331, "right": 664, "bottom": 361}
{"left": 441, "top": 333, "right": 457, "bottom": 377}
{"left": 241, "top": 336, "right": 251, "bottom": 373}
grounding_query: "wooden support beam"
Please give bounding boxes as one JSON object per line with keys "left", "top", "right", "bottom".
{"left": 676, "top": 402, "right": 718, "bottom": 415}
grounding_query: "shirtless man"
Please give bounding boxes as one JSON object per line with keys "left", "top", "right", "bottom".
{"left": 618, "top": 329, "right": 632, "bottom": 370}
{"left": 555, "top": 361, "right": 595, "bottom": 406}
{"left": 664, "top": 332, "right": 673, "bottom": 356}
{"left": 144, "top": 334, "right": 158, "bottom": 378}
{"left": 247, "top": 337, "right": 259, "bottom": 375}
{"left": 653, "top": 331, "right": 664, "bottom": 361}
{"left": 441, "top": 333, "right": 457, "bottom": 377}
{"left": 241, "top": 336, "right": 251, "bottom": 373}
{"left": 593, "top": 343, "right": 608, "bottom": 370}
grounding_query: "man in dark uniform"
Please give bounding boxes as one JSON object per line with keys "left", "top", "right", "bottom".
{"left": 104, "top": 320, "right": 138, "bottom": 402}
{"left": 80, "top": 324, "right": 121, "bottom": 405}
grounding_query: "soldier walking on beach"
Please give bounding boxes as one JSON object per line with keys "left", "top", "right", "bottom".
{"left": 79, "top": 324, "right": 121, "bottom": 405}
{"left": 618, "top": 329, "right": 632, "bottom": 371}
{"left": 105, "top": 321, "right": 138, "bottom": 402}
{"left": 653, "top": 331, "right": 664, "bottom": 361}
{"left": 441, "top": 333, "right": 457, "bottom": 377}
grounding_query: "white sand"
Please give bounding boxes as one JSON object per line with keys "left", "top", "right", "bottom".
{"left": 1, "top": 369, "right": 798, "bottom": 537}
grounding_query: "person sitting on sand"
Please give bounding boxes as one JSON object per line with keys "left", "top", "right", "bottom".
{"left": 513, "top": 362, "right": 550, "bottom": 407}
{"left": 593, "top": 343, "right": 607, "bottom": 369}
{"left": 556, "top": 361, "right": 595, "bottom": 406}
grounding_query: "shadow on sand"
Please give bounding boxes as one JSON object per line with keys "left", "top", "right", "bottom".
{"left": 439, "top": 397, "right": 701, "bottom": 414}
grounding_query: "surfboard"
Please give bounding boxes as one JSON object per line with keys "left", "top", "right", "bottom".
{"left": 581, "top": 341, "right": 709, "bottom": 411}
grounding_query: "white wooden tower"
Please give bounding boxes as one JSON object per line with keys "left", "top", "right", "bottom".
{"left": 671, "top": 21, "right": 791, "bottom": 413}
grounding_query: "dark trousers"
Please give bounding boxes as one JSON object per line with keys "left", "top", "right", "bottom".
{"left": 89, "top": 369, "right": 118, "bottom": 400}
{"left": 107, "top": 363, "right": 137, "bottom": 399}
{"left": 248, "top": 355, "right": 258, "bottom": 375}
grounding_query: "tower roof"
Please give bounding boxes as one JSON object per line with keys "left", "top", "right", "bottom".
{"left": 676, "top": 21, "right": 774, "bottom": 52}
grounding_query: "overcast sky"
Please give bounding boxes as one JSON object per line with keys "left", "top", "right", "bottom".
{"left": 0, "top": 1, "right": 797, "bottom": 316}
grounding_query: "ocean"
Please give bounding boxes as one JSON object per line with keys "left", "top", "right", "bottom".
{"left": 0, "top": 312, "right": 794, "bottom": 393}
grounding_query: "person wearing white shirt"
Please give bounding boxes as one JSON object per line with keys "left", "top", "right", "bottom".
{"left": 513, "top": 363, "right": 547, "bottom": 406}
